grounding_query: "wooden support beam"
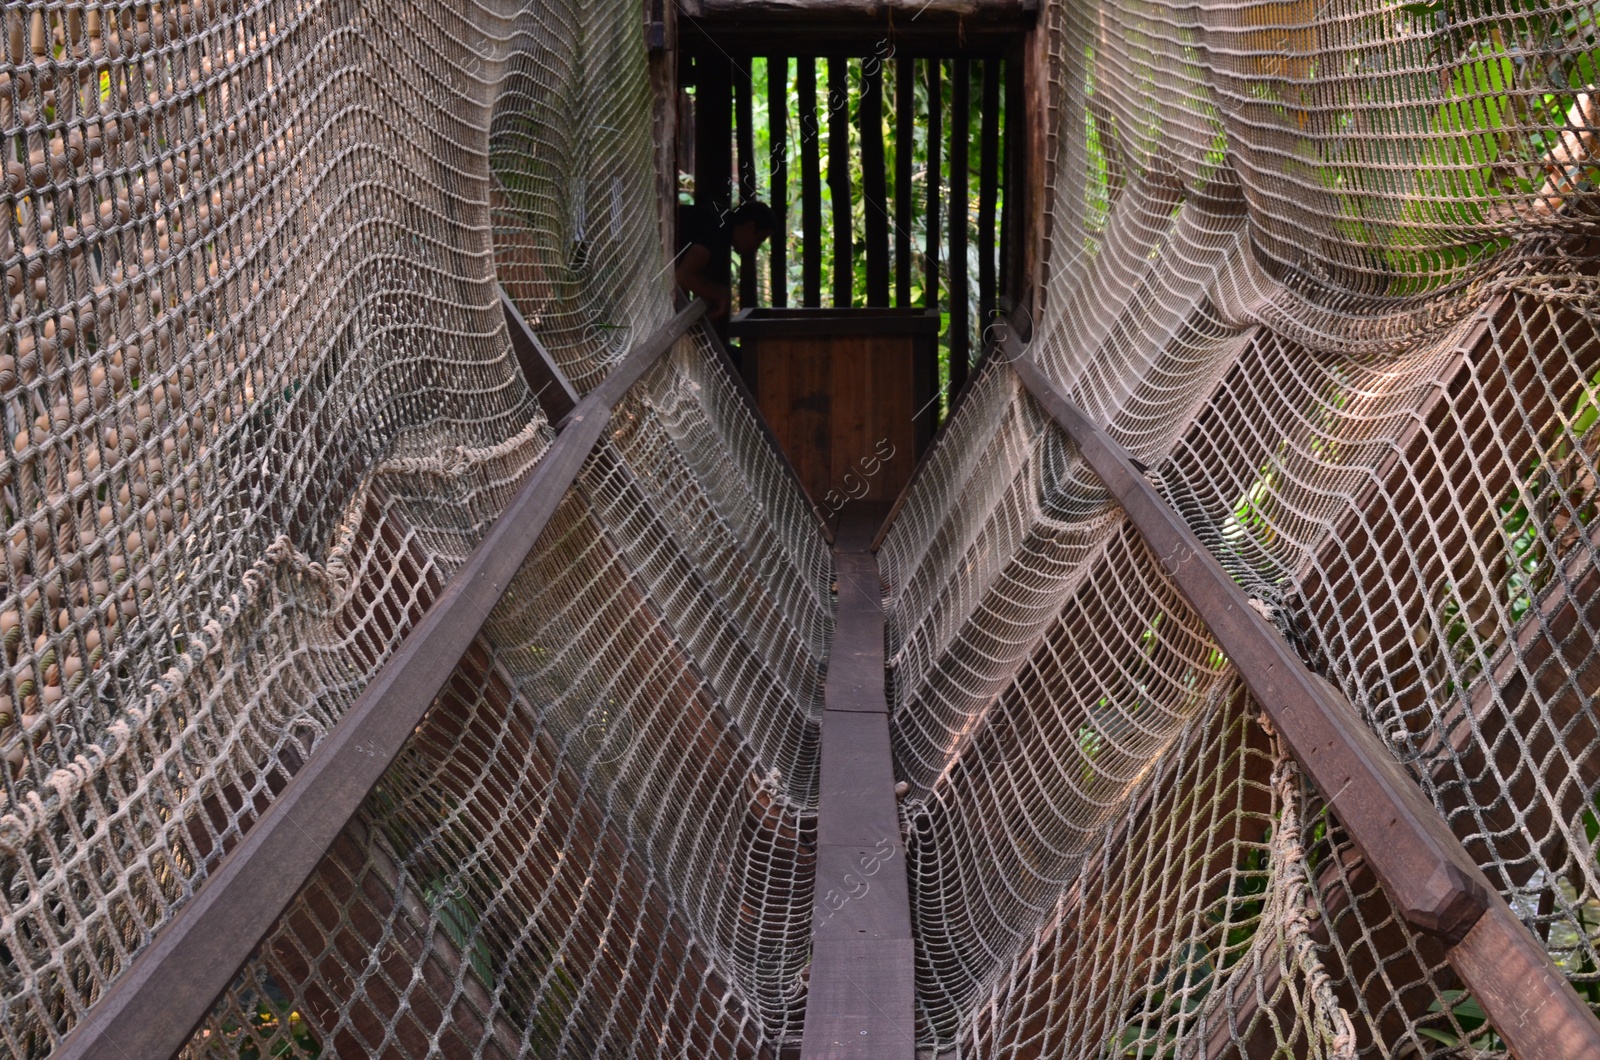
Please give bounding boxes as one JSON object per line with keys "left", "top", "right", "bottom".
{"left": 799, "top": 58, "right": 821, "bottom": 307}
{"left": 862, "top": 58, "right": 890, "bottom": 306}
{"left": 894, "top": 59, "right": 914, "bottom": 308}
{"left": 828, "top": 58, "right": 853, "bottom": 307}
{"left": 1008, "top": 345, "right": 1600, "bottom": 1060}
{"left": 736, "top": 58, "right": 758, "bottom": 308}
{"left": 948, "top": 59, "right": 971, "bottom": 393}
{"left": 500, "top": 285, "right": 579, "bottom": 420}
{"left": 800, "top": 512, "right": 915, "bottom": 1059}
{"left": 923, "top": 58, "right": 941, "bottom": 312}
{"left": 1001, "top": 50, "right": 1024, "bottom": 312}
{"left": 769, "top": 56, "right": 789, "bottom": 308}
{"left": 977, "top": 59, "right": 1000, "bottom": 349}
{"left": 55, "top": 302, "right": 710, "bottom": 1060}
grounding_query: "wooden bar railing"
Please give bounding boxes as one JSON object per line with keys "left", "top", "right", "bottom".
{"left": 1005, "top": 340, "right": 1600, "bottom": 1060}
{"left": 828, "top": 58, "right": 852, "bottom": 306}
{"left": 862, "top": 60, "right": 890, "bottom": 306}
{"left": 769, "top": 55, "right": 789, "bottom": 307}
{"left": 56, "top": 302, "right": 710, "bottom": 1060}
{"left": 895, "top": 59, "right": 914, "bottom": 308}
{"left": 735, "top": 58, "right": 758, "bottom": 307}
{"left": 949, "top": 59, "right": 971, "bottom": 391}
{"left": 799, "top": 58, "right": 822, "bottom": 306}
{"left": 923, "top": 58, "right": 942, "bottom": 312}
{"left": 977, "top": 60, "right": 1000, "bottom": 340}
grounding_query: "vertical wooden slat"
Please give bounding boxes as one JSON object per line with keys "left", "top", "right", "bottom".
{"left": 828, "top": 57, "right": 853, "bottom": 307}
{"left": 1002, "top": 52, "right": 1025, "bottom": 312}
{"left": 977, "top": 59, "right": 1001, "bottom": 353}
{"left": 799, "top": 58, "right": 821, "bottom": 307}
{"left": 948, "top": 58, "right": 971, "bottom": 395}
{"left": 923, "top": 59, "right": 941, "bottom": 311}
{"left": 735, "top": 58, "right": 757, "bottom": 308}
{"left": 894, "top": 59, "right": 914, "bottom": 308}
{"left": 694, "top": 54, "right": 734, "bottom": 296}
{"left": 769, "top": 56, "right": 789, "bottom": 308}
{"left": 862, "top": 59, "right": 889, "bottom": 306}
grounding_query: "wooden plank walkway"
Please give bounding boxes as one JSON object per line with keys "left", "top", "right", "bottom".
{"left": 800, "top": 510, "right": 917, "bottom": 1059}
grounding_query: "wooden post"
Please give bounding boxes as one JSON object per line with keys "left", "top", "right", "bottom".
{"left": 735, "top": 57, "right": 757, "bottom": 308}
{"left": 694, "top": 53, "right": 734, "bottom": 295}
{"left": 894, "top": 58, "right": 914, "bottom": 308}
{"left": 949, "top": 58, "right": 970, "bottom": 394}
{"left": 923, "top": 58, "right": 941, "bottom": 311}
{"left": 977, "top": 59, "right": 1001, "bottom": 355}
{"left": 799, "top": 58, "right": 821, "bottom": 307}
{"left": 769, "top": 56, "right": 789, "bottom": 308}
{"left": 1002, "top": 50, "right": 1026, "bottom": 318}
{"left": 862, "top": 58, "right": 890, "bottom": 306}
{"left": 828, "top": 57, "right": 853, "bottom": 307}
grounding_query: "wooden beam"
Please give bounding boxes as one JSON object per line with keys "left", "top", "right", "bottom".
{"left": 736, "top": 58, "right": 758, "bottom": 308}
{"left": 977, "top": 59, "right": 1000, "bottom": 354}
{"left": 862, "top": 58, "right": 890, "bottom": 306}
{"left": 799, "top": 58, "right": 821, "bottom": 307}
{"left": 1001, "top": 49, "right": 1024, "bottom": 312}
{"left": 800, "top": 512, "right": 915, "bottom": 1059}
{"left": 948, "top": 59, "right": 970, "bottom": 394}
{"left": 499, "top": 285, "right": 580, "bottom": 420}
{"left": 894, "top": 58, "right": 914, "bottom": 308}
{"left": 54, "top": 302, "right": 710, "bottom": 1060}
{"left": 923, "top": 58, "right": 941, "bottom": 311}
{"left": 769, "top": 56, "right": 789, "bottom": 308}
{"left": 1008, "top": 345, "right": 1600, "bottom": 1060}
{"left": 694, "top": 0, "right": 1036, "bottom": 14}
{"left": 828, "top": 58, "right": 853, "bottom": 307}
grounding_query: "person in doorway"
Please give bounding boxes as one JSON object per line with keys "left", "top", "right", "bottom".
{"left": 675, "top": 199, "right": 776, "bottom": 321}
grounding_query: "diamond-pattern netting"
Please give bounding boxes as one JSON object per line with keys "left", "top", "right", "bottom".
{"left": 4, "top": 0, "right": 1598, "bottom": 1055}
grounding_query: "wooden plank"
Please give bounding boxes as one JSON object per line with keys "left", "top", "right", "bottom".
{"left": 872, "top": 338, "right": 916, "bottom": 502}
{"left": 728, "top": 306, "right": 943, "bottom": 338}
{"left": 695, "top": 53, "right": 733, "bottom": 213}
{"left": 977, "top": 59, "right": 1001, "bottom": 350}
{"left": 736, "top": 57, "right": 758, "bottom": 308}
{"left": 699, "top": 322, "right": 834, "bottom": 542}
{"left": 768, "top": 55, "right": 789, "bottom": 308}
{"left": 801, "top": 516, "right": 915, "bottom": 1059}
{"left": 1008, "top": 344, "right": 1600, "bottom": 1060}
{"left": 1001, "top": 49, "right": 1024, "bottom": 310}
{"left": 923, "top": 58, "right": 942, "bottom": 311}
{"left": 830, "top": 335, "right": 868, "bottom": 502}
{"left": 500, "top": 286, "right": 580, "bottom": 420}
{"left": 949, "top": 58, "right": 971, "bottom": 394}
{"left": 862, "top": 59, "right": 890, "bottom": 306}
{"left": 1010, "top": 350, "right": 1488, "bottom": 941}
{"left": 1021, "top": 19, "right": 1049, "bottom": 325}
{"left": 894, "top": 59, "right": 914, "bottom": 308}
{"left": 828, "top": 57, "right": 853, "bottom": 307}
{"left": 696, "top": 0, "right": 1036, "bottom": 15}
{"left": 799, "top": 58, "right": 822, "bottom": 307}
{"left": 54, "top": 302, "right": 710, "bottom": 1060}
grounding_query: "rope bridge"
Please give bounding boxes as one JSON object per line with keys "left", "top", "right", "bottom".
{"left": 2, "top": 0, "right": 1600, "bottom": 1057}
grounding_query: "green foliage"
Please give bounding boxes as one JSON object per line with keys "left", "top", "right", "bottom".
{"left": 1418, "top": 990, "right": 1505, "bottom": 1051}
{"left": 1107, "top": 837, "right": 1270, "bottom": 1057}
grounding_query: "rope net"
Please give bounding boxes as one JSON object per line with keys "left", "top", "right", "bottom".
{"left": 0, "top": 0, "right": 828, "bottom": 1054}
{"left": 2, "top": 0, "right": 1598, "bottom": 1055}
{"left": 881, "top": 0, "right": 1600, "bottom": 1052}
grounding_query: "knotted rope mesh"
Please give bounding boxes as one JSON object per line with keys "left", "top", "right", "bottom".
{"left": 881, "top": 0, "right": 1600, "bottom": 1053}
{"left": 3, "top": 0, "right": 1600, "bottom": 1055}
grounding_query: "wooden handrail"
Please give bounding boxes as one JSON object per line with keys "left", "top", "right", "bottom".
{"left": 57, "top": 301, "right": 707, "bottom": 1060}
{"left": 1007, "top": 343, "right": 1600, "bottom": 1060}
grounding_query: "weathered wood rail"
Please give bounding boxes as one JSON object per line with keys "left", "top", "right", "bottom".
{"left": 1004, "top": 336, "right": 1600, "bottom": 1059}
{"left": 57, "top": 300, "right": 708, "bottom": 1060}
